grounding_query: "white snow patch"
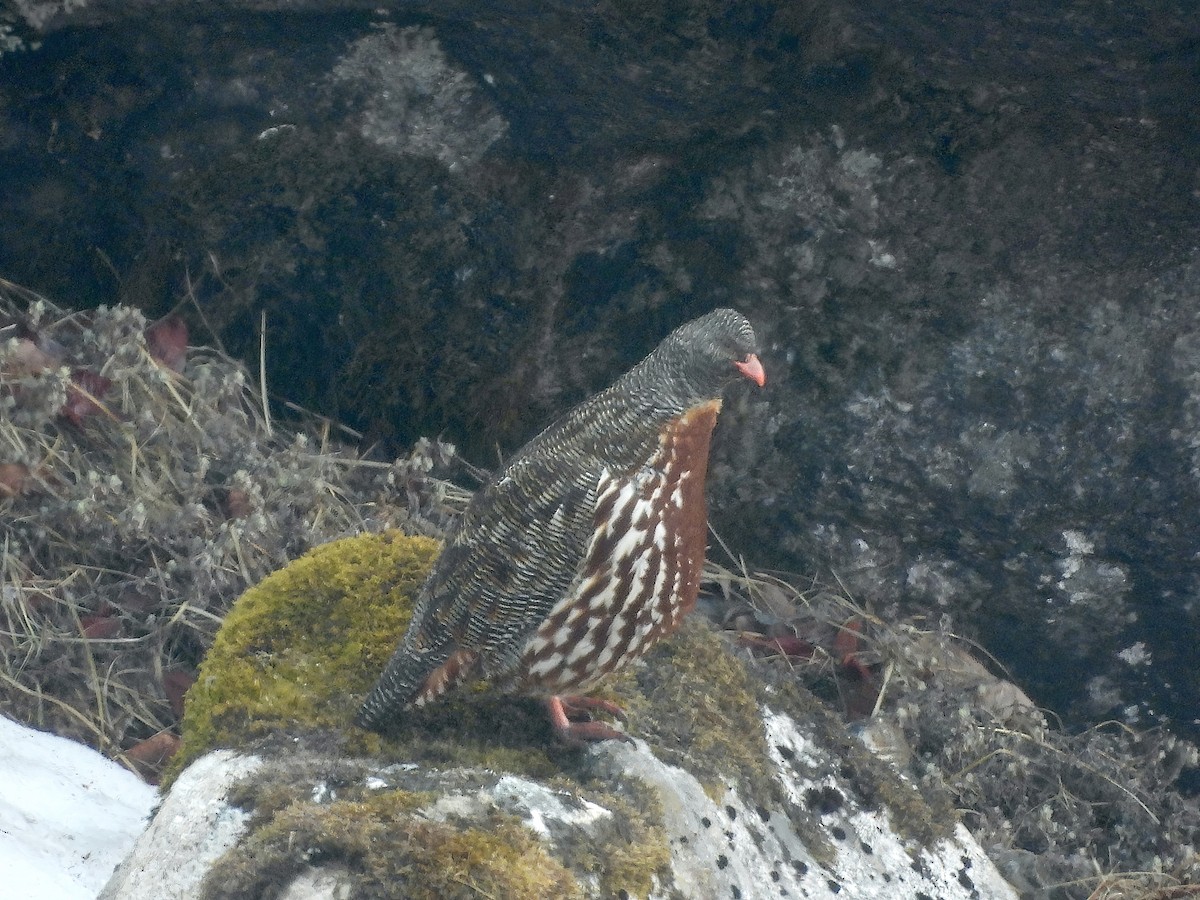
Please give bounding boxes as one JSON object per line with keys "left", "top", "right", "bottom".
{"left": 0, "top": 714, "right": 156, "bottom": 900}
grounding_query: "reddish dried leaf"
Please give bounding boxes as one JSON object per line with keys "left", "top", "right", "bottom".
{"left": 2, "top": 337, "right": 58, "bottom": 375}
{"left": 0, "top": 462, "right": 30, "bottom": 497}
{"left": 145, "top": 315, "right": 188, "bottom": 373}
{"left": 841, "top": 654, "right": 875, "bottom": 682}
{"left": 80, "top": 614, "right": 122, "bottom": 639}
{"left": 223, "top": 488, "right": 253, "bottom": 519}
{"left": 832, "top": 618, "right": 862, "bottom": 660}
{"left": 125, "top": 732, "right": 181, "bottom": 784}
{"left": 61, "top": 369, "right": 112, "bottom": 425}
{"left": 162, "top": 670, "right": 196, "bottom": 719}
{"left": 835, "top": 619, "right": 877, "bottom": 680}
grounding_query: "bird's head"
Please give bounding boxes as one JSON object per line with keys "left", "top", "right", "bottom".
{"left": 644, "top": 308, "right": 765, "bottom": 406}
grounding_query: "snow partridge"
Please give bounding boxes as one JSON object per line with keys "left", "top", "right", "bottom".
{"left": 357, "top": 308, "right": 765, "bottom": 742}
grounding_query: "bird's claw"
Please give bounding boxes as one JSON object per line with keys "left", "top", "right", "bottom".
{"left": 546, "top": 695, "right": 633, "bottom": 745}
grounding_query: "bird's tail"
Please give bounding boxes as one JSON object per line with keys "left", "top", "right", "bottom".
{"left": 355, "top": 648, "right": 431, "bottom": 730}
{"left": 356, "top": 643, "right": 478, "bottom": 731}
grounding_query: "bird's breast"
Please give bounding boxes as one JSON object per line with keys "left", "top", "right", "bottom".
{"left": 518, "top": 399, "right": 722, "bottom": 693}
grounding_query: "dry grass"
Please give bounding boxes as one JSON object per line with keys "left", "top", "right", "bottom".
{"left": 1084, "top": 876, "right": 1200, "bottom": 900}
{"left": 0, "top": 278, "right": 465, "bottom": 779}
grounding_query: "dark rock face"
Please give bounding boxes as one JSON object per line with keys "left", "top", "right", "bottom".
{"left": 2, "top": 1, "right": 1199, "bottom": 748}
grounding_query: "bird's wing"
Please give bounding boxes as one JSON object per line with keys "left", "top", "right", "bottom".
{"left": 405, "top": 453, "right": 604, "bottom": 675}
{"left": 357, "top": 456, "right": 602, "bottom": 725}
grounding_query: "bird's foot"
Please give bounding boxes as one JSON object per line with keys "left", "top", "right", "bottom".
{"left": 546, "top": 695, "right": 633, "bottom": 745}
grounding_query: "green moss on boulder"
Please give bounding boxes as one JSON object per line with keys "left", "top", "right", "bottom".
{"left": 173, "top": 530, "right": 440, "bottom": 779}
{"left": 202, "top": 788, "right": 585, "bottom": 900}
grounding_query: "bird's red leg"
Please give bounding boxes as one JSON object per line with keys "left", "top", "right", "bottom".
{"left": 546, "top": 696, "right": 633, "bottom": 744}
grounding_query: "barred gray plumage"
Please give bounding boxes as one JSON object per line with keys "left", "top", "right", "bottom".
{"left": 356, "top": 308, "right": 765, "bottom": 742}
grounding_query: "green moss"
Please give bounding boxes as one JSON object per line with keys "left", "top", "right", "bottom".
{"left": 632, "top": 617, "right": 776, "bottom": 802}
{"left": 170, "top": 530, "right": 440, "bottom": 783}
{"left": 576, "top": 781, "right": 672, "bottom": 898}
{"left": 202, "top": 790, "right": 584, "bottom": 900}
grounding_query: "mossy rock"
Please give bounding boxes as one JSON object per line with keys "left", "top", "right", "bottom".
{"left": 176, "top": 529, "right": 569, "bottom": 776}
{"left": 203, "top": 788, "right": 586, "bottom": 900}
{"left": 173, "top": 530, "right": 440, "bottom": 779}
{"left": 175, "top": 527, "right": 949, "bottom": 822}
